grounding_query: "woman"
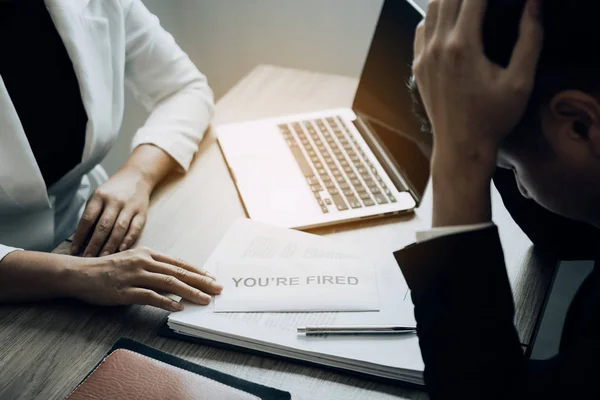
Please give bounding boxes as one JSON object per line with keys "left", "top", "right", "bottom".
{"left": 0, "top": 0, "right": 222, "bottom": 311}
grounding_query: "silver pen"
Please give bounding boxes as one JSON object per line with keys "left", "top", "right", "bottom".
{"left": 297, "top": 325, "right": 417, "bottom": 335}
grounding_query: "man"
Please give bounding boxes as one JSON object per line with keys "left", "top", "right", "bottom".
{"left": 395, "top": 0, "right": 600, "bottom": 398}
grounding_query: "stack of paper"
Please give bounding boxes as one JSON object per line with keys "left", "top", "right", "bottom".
{"left": 167, "top": 218, "right": 424, "bottom": 385}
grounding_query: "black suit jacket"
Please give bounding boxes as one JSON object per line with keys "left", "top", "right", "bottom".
{"left": 394, "top": 169, "right": 600, "bottom": 399}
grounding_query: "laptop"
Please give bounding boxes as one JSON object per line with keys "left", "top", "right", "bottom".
{"left": 217, "top": 0, "right": 429, "bottom": 230}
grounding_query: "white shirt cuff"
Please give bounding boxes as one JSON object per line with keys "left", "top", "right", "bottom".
{"left": 416, "top": 222, "right": 495, "bottom": 243}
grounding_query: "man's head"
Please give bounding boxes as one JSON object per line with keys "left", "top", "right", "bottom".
{"left": 410, "top": 0, "right": 600, "bottom": 226}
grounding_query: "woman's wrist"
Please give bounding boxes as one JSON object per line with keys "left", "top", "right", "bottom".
{"left": 119, "top": 163, "right": 160, "bottom": 192}
{"left": 0, "top": 251, "right": 87, "bottom": 302}
{"left": 120, "top": 144, "right": 179, "bottom": 191}
{"left": 112, "top": 167, "right": 154, "bottom": 199}
{"left": 56, "top": 255, "right": 93, "bottom": 299}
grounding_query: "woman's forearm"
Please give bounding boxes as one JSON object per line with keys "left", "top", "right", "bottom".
{"left": 0, "top": 251, "right": 79, "bottom": 302}
{"left": 120, "top": 144, "right": 179, "bottom": 191}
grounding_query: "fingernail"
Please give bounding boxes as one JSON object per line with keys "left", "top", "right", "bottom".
{"left": 71, "top": 245, "right": 79, "bottom": 255}
{"left": 200, "top": 295, "right": 212, "bottom": 305}
{"left": 119, "top": 244, "right": 127, "bottom": 252}
{"left": 171, "top": 302, "right": 184, "bottom": 312}
{"left": 213, "top": 283, "right": 224, "bottom": 293}
{"left": 101, "top": 251, "right": 110, "bottom": 257}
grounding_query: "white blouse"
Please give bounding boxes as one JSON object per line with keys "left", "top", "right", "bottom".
{"left": 0, "top": 0, "right": 214, "bottom": 261}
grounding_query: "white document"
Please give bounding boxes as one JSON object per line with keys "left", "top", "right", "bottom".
{"left": 214, "top": 259, "right": 380, "bottom": 312}
{"left": 168, "top": 219, "right": 422, "bottom": 383}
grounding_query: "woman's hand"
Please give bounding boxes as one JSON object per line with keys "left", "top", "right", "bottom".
{"left": 413, "top": 0, "right": 543, "bottom": 175}
{"left": 68, "top": 247, "right": 222, "bottom": 311}
{"left": 71, "top": 144, "right": 179, "bottom": 257}
{"left": 412, "top": 0, "right": 543, "bottom": 226}
{"left": 71, "top": 169, "right": 152, "bottom": 257}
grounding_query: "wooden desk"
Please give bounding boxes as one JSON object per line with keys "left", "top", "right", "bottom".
{"left": 0, "top": 65, "right": 556, "bottom": 400}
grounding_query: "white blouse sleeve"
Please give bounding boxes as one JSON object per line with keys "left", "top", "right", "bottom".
{"left": 122, "top": 0, "right": 215, "bottom": 171}
{"left": 0, "top": 245, "right": 22, "bottom": 263}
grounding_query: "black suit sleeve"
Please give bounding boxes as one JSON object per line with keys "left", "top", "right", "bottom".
{"left": 494, "top": 168, "right": 599, "bottom": 259}
{"left": 394, "top": 227, "right": 600, "bottom": 399}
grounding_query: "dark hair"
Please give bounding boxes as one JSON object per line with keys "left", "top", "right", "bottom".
{"left": 410, "top": 0, "right": 600, "bottom": 135}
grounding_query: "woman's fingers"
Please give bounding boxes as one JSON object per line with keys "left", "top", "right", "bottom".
{"left": 147, "top": 260, "right": 223, "bottom": 295}
{"left": 100, "top": 209, "right": 134, "bottom": 257}
{"left": 83, "top": 203, "right": 121, "bottom": 257}
{"left": 119, "top": 213, "right": 146, "bottom": 252}
{"left": 71, "top": 196, "right": 104, "bottom": 255}
{"left": 137, "top": 271, "right": 213, "bottom": 305}
{"left": 149, "top": 250, "right": 217, "bottom": 280}
{"left": 125, "top": 288, "right": 184, "bottom": 312}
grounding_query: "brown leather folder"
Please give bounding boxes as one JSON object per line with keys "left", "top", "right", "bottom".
{"left": 66, "top": 339, "right": 290, "bottom": 400}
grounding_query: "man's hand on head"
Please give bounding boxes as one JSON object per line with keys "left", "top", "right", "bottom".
{"left": 412, "top": 0, "right": 544, "bottom": 227}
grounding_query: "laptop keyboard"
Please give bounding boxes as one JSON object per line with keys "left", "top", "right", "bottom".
{"left": 279, "top": 116, "right": 397, "bottom": 214}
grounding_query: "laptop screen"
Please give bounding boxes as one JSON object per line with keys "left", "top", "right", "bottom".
{"left": 352, "top": 0, "right": 430, "bottom": 203}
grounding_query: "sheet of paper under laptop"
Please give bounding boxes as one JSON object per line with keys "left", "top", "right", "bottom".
{"left": 168, "top": 218, "right": 423, "bottom": 385}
